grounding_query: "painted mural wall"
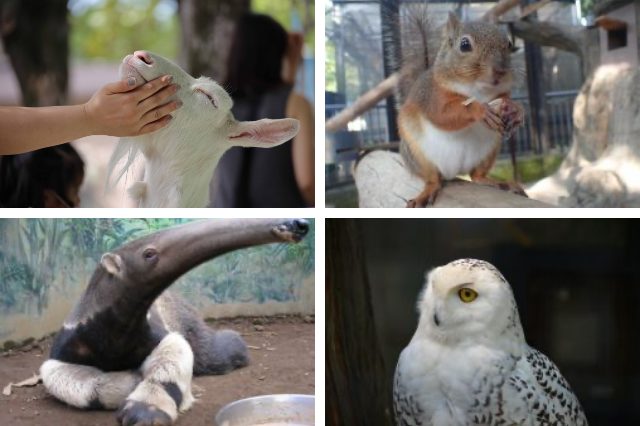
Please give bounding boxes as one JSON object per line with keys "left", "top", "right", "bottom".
{"left": 0, "top": 218, "right": 315, "bottom": 347}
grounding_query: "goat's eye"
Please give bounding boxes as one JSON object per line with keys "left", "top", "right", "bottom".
{"left": 196, "top": 88, "right": 217, "bottom": 108}
{"left": 460, "top": 36, "right": 472, "bottom": 52}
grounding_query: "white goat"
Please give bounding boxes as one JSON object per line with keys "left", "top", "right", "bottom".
{"left": 108, "top": 51, "right": 300, "bottom": 208}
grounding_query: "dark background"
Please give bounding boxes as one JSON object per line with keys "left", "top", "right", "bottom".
{"left": 328, "top": 219, "right": 640, "bottom": 425}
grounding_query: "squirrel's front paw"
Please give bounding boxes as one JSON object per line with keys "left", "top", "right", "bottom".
{"left": 500, "top": 99, "right": 525, "bottom": 131}
{"left": 489, "top": 98, "right": 524, "bottom": 137}
{"left": 479, "top": 103, "right": 505, "bottom": 134}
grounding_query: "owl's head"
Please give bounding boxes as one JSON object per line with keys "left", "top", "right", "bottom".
{"left": 416, "top": 259, "right": 525, "bottom": 352}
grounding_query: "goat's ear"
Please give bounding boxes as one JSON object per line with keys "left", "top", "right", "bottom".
{"left": 227, "top": 118, "right": 300, "bottom": 148}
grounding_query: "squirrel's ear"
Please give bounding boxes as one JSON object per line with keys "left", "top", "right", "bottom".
{"left": 445, "top": 12, "right": 461, "bottom": 36}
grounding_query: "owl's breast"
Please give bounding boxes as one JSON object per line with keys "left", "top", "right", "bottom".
{"left": 396, "top": 339, "right": 514, "bottom": 424}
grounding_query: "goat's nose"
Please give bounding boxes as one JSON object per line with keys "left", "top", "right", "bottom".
{"left": 134, "top": 51, "right": 153, "bottom": 65}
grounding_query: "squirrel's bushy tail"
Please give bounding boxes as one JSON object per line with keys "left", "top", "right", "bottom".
{"left": 382, "top": 2, "right": 438, "bottom": 110}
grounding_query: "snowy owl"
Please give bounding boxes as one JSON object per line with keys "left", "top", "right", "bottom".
{"left": 393, "top": 258, "right": 588, "bottom": 426}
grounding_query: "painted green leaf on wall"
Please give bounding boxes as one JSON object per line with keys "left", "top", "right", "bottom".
{"left": 0, "top": 218, "right": 314, "bottom": 316}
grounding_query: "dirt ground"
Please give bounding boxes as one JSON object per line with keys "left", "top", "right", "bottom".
{"left": 0, "top": 316, "right": 314, "bottom": 426}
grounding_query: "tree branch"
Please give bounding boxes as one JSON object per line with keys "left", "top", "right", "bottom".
{"left": 482, "top": 0, "right": 522, "bottom": 23}
{"left": 326, "top": 74, "right": 399, "bottom": 133}
{"left": 510, "top": 20, "right": 585, "bottom": 58}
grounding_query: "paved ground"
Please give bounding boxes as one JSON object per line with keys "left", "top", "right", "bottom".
{"left": 0, "top": 316, "right": 315, "bottom": 426}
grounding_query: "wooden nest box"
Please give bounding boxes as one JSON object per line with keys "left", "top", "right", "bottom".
{"left": 595, "top": 0, "right": 639, "bottom": 67}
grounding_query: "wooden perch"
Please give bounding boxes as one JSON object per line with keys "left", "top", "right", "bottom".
{"left": 325, "top": 74, "right": 399, "bottom": 133}
{"left": 510, "top": 20, "right": 585, "bottom": 57}
{"left": 355, "top": 151, "right": 553, "bottom": 208}
{"left": 482, "top": 0, "right": 521, "bottom": 23}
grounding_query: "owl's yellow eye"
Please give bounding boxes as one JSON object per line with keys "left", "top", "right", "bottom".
{"left": 458, "top": 288, "right": 478, "bottom": 303}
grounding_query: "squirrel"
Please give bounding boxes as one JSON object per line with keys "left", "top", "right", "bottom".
{"left": 397, "top": 12, "right": 525, "bottom": 207}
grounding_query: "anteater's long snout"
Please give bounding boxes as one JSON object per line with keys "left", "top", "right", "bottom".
{"left": 273, "top": 219, "right": 309, "bottom": 243}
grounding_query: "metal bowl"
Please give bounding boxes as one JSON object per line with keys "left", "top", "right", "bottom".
{"left": 214, "top": 394, "right": 315, "bottom": 426}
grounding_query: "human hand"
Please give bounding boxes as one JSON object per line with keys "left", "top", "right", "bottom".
{"left": 83, "top": 75, "right": 182, "bottom": 137}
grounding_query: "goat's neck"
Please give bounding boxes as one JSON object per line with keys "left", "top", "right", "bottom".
{"left": 139, "top": 139, "right": 228, "bottom": 208}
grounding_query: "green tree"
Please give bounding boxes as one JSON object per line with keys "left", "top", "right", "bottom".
{"left": 252, "top": 0, "right": 315, "bottom": 50}
{"left": 0, "top": 0, "right": 69, "bottom": 106}
{"left": 70, "top": 0, "right": 179, "bottom": 60}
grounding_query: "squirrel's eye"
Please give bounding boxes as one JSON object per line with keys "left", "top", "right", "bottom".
{"left": 458, "top": 288, "right": 478, "bottom": 303}
{"left": 459, "top": 37, "right": 472, "bottom": 52}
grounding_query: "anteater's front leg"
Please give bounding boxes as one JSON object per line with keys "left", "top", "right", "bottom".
{"left": 117, "top": 333, "right": 195, "bottom": 426}
{"left": 40, "top": 359, "right": 141, "bottom": 410}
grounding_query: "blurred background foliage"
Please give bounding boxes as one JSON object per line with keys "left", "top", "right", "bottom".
{"left": 69, "top": 0, "right": 314, "bottom": 61}
{"left": 580, "top": 0, "right": 594, "bottom": 16}
{"left": 70, "top": 0, "right": 180, "bottom": 60}
{"left": 0, "top": 218, "right": 314, "bottom": 315}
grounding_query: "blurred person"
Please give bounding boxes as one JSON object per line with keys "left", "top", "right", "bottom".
{"left": 0, "top": 143, "right": 84, "bottom": 207}
{"left": 210, "top": 12, "right": 314, "bottom": 207}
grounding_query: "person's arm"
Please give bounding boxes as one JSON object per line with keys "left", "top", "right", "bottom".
{"left": 286, "top": 92, "right": 315, "bottom": 206}
{"left": 0, "top": 75, "right": 180, "bottom": 155}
